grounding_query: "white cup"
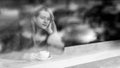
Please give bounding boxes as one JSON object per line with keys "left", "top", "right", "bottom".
{"left": 38, "top": 51, "right": 50, "bottom": 60}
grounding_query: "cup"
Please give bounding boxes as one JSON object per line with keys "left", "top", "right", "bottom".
{"left": 38, "top": 51, "right": 51, "bottom": 60}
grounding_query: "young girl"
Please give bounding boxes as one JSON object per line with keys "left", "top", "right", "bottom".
{"left": 21, "top": 7, "right": 56, "bottom": 45}
{"left": 21, "top": 6, "right": 63, "bottom": 60}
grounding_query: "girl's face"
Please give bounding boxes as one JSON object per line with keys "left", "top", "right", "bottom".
{"left": 35, "top": 10, "right": 51, "bottom": 29}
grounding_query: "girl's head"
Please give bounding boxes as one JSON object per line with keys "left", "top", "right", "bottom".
{"left": 33, "top": 7, "right": 54, "bottom": 29}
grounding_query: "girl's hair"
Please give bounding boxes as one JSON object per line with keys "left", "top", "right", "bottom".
{"left": 33, "top": 6, "right": 54, "bottom": 23}
{"left": 32, "top": 6, "right": 57, "bottom": 33}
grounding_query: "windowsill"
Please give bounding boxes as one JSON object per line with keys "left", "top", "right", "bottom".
{"left": 1, "top": 40, "right": 120, "bottom": 68}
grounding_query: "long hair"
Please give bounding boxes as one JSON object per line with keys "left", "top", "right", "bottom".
{"left": 31, "top": 6, "right": 57, "bottom": 46}
{"left": 32, "top": 6, "right": 57, "bottom": 34}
